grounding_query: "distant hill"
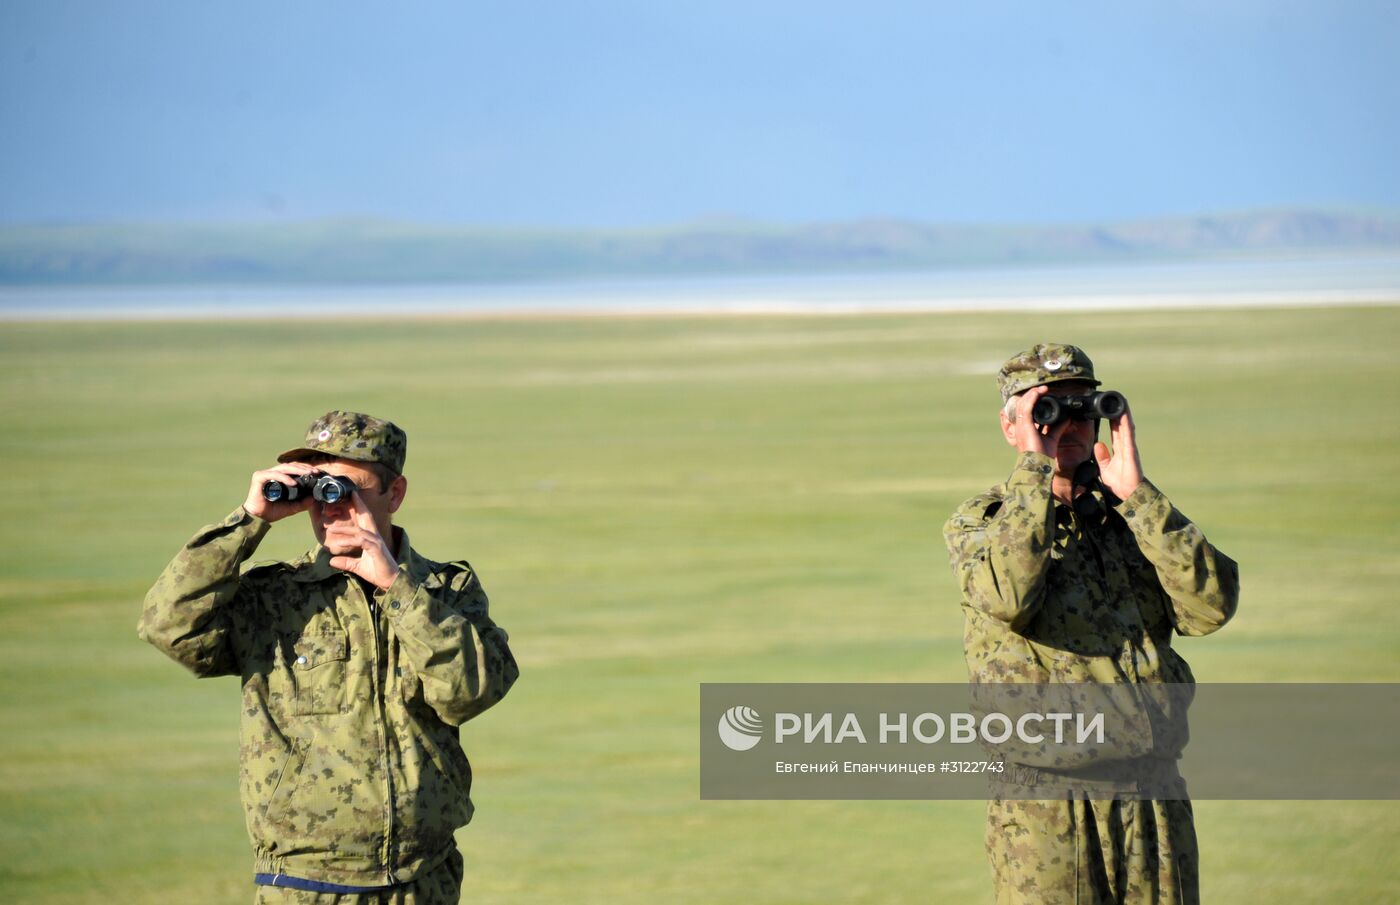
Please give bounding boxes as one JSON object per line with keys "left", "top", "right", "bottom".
{"left": 2, "top": 209, "right": 1398, "bottom": 285}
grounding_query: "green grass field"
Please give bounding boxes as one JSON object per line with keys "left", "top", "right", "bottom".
{"left": 1, "top": 305, "right": 1397, "bottom": 903}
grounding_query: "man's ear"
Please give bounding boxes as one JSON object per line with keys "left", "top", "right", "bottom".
{"left": 387, "top": 475, "right": 408, "bottom": 514}
{"left": 999, "top": 409, "right": 1018, "bottom": 446}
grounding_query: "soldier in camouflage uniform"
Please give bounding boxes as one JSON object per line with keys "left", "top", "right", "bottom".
{"left": 943, "top": 345, "right": 1239, "bottom": 905}
{"left": 140, "top": 411, "right": 519, "bottom": 904}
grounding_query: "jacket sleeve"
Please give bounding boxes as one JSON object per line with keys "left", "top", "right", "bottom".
{"left": 380, "top": 563, "right": 519, "bottom": 727}
{"left": 1118, "top": 479, "right": 1239, "bottom": 636}
{"left": 138, "top": 507, "right": 270, "bottom": 677}
{"left": 943, "top": 451, "right": 1058, "bottom": 632}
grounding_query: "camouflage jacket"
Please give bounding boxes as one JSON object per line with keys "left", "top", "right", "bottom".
{"left": 139, "top": 507, "right": 519, "bottom": 887}
{"left": 943, "top": 452, "right": 1239, "bottom": 763}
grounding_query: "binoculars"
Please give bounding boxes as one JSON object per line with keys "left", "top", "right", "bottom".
{"left": 1032, "top": 390, "right": 1127, "bottom": 426}
{"left": 261, "top": 473, "right": 357, "bottom": 505}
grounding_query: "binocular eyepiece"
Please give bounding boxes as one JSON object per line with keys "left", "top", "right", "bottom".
{"left": 261, "top": 473, "right": 357, "bottom": 505}
{"left": 1032, "top": 390, "right": 1127, "bottom": 426}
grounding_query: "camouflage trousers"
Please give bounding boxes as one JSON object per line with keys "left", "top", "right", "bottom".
{"left": 986, "top": 798, "right": 1199, "bottom": 905}
{"left": 253, "top": 848, "right": 464, "bottom": 905}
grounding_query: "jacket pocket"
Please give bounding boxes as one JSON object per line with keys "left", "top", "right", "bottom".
{"left": 291, "top": 630, "right": 348, "bottom": 715}
{"left": 259, "top": 737, "right": 308, "bottom": 846}
{"left": 397, "top": 719, "right": 475, "bottom": 854}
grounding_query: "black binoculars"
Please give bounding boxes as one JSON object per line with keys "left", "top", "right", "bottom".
{"left": 261, "top": 473, "right": 357, "bottom": 505}
{"left": 1032, "top": 390, "right": 1127, "bottom": 426}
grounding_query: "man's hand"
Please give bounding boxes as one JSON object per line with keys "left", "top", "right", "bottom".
{"left": 324, "top": 491, "right": 400, "bottom": 590}
{"left": 1012, "top": 386, "right": 1072, "bottom": 458}
{"left": 243, "top": 462, "right": 318, "bottom": 522}
{"left": 1094, "top": 404, "right": 1144, "bottom": 501}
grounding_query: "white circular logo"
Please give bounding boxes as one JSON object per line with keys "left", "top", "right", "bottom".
{"left": 1044, "top": 359, "right": 1063, "bottom": 371}
{"left": 317, "top": 429, "right": 332, "bottom": 441}
{"left": 717, "top": 705, "right": 763, "bottom": 751}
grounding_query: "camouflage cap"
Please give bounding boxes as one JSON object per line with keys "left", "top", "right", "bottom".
{"left": 996, "top": 343, "right": 1101, "bottom": 402}
{"left": 277, "top": 411, "right": 407, "bottom": 475}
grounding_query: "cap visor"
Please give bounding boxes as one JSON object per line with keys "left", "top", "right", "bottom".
{"left": 1042, "top": 374, "right": 1102, "bottom": 389}
{"left": 276, "top": 447, "right": 318, "bottom": 464}
{"left": 276, "top": 446, "right": 378, "bottom": 465}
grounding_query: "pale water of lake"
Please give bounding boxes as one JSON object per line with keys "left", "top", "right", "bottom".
{"left": 3, "top": 253, "right": 1399, "bottom": 319}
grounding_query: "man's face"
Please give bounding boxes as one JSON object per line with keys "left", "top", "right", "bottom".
{"left": 1003, "top": 380, "right": 1100, "bottom": 476}
{"left": 1043, "top": 382, "right": 1099, "bottom": 475}
{"left": 301, "top": 459, "right": 406, "bottom": 547}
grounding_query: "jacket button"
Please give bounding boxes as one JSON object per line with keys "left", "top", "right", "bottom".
{"left": 296, "top": 655, "right": 308, "bottom": 665}
{"left": 390, "top": 601, "right": 400, "bottom": 610}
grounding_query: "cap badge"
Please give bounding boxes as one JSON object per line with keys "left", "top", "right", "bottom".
{"left": 317, "top": 429, "right": 332, "bottom": 442}
{"left": 1044, "top": 359, "right": 1063, "bottom": 371}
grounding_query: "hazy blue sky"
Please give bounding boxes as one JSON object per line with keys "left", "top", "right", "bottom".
{"left": 2, "top": 1, "right": 1397, "bottom": 226}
